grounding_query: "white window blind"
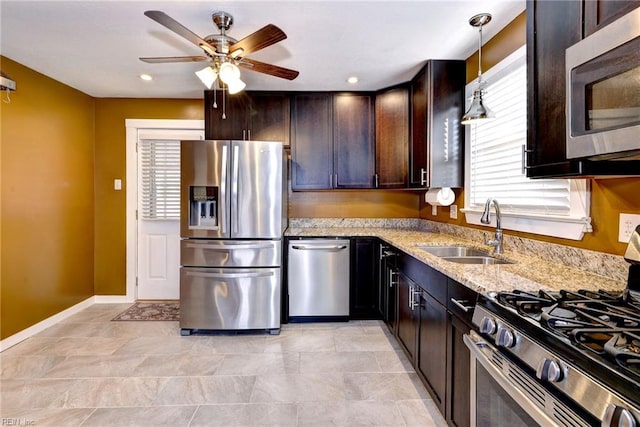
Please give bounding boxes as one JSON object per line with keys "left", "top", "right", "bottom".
{"left": 464, "top": 46, "right": 591, "bottom": 240}
{"left": 139, "top": 139, "right": 180, "bottom": 220}
{"left": 468, "top": 59, "right": 572, "bottom": 214}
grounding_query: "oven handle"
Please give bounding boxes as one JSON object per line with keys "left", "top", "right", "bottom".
{"left": 464, "top": 332, "right": 559, "bottom": 427}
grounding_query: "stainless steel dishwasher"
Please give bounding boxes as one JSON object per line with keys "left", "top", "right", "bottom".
{"left": 288, "top": 239, "right": 350, "bottom": 319}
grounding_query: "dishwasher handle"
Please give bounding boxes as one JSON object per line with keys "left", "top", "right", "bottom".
{"left": 291, "top": 245, "right": 348, "bottom": 251}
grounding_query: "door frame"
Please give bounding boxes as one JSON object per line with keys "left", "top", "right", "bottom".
{"left": 125, "top": 119, "right": 204, "bottom": 300}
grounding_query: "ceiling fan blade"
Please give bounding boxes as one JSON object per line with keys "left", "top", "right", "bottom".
{"left": 140, "top": 56, "right": 209, "bottom": 63}
{"left": 144, "top": 10, "right": 217, "bottom": 55}
{"left": 230, "top": 24, "right": 287, "bottom": 56}
{"left": 239, "top": 58, "right": 299, "bottom": 80}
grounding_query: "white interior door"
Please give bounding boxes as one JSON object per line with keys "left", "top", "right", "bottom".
{"left": 136, "top": 129, "right": 203, "bottom": 300}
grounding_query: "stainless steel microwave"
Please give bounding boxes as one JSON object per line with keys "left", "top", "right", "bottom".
{"left": 566, "top": 7, "right": 640, "bottom": 160}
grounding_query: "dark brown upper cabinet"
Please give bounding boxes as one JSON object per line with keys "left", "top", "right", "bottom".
{"left": 410, "top": 60, "right": 465, "bottom": 188}
{"left": 333, "top": 93, "right": 375, "bottom": 189}
{"left": 375, "top": 85, "right": 410, "bottom": 188}
{"left": 290, "top": 93, "right": 375, "bottom": 190}
{"left": 204, "top": 91, "right": 290, "bottom": 145}
{"left": 526, "top": 0, "right": 640, "bottom": 178}
{"left": 290, "top": 93, "right": 333, "bottom": 190}
{"left": 583, "top": 0, "right": 639, "bottom": 36}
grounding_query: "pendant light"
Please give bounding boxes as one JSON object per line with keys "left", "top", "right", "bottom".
{"left": 462, "top": 13, "right": 495, "bottom": 125}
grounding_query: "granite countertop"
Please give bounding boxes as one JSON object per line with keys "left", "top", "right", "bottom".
{"left": 286, "top": 226, "right": 627, "bottom": 296}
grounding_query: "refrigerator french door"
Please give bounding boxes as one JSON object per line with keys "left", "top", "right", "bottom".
{"left": 179, "top": 140, "right": 286, "bottom": 335}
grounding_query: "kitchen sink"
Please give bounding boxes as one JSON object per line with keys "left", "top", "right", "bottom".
{"left": 417, "top": 245, "right": 490, "bottom": 257}
{"left": 416, "top": 245, "right": 514, "bottom": 265}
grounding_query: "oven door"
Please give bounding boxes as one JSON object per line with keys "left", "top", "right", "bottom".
{"left": 464, "top": 331, "right": 592, "bottom": 427}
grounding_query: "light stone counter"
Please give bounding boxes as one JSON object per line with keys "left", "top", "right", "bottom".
{"left": 286, "top": 219, "right": 628, "bottom": 296}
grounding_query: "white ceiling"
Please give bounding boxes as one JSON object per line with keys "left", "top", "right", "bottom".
{"left": 0, "top": 0, "right": 525, "bottom": 99}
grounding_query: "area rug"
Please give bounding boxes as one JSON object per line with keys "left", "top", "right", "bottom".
{"left": 112, "top": 302, "right": 180, "bottom": 321}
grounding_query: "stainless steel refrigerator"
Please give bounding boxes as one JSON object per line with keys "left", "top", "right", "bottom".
{"left": 179, "top": 140, "right": 287, "bottom": 335}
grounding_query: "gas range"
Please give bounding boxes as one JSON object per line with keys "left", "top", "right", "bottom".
{"left": 465, "top": 226, "right": 640, "bottom": 426}
{"left": 474, "top": 289, "right": 640, "bottom": 423}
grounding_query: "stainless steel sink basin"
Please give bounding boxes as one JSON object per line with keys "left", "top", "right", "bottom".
{"left": 416, "top": 245, "right": 514, "bottom": 265}
{"left": 417, "top": 245, "right": 489, "bottom": 257}
{"left": 441, "top": 256, "right": 513, "bottom": 265}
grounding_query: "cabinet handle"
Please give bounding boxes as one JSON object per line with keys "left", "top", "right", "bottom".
{"left": 389, "top": 270, "right": 397, "bottom": 288}
{"left": 329, "top": 173, "right": 333, "bottom": 188}
{"left": 334, "top": 174, "right": 338, "bottom": 187}
{"left": 521, "top": 144, "right": 533, "bottom": 174}
{"left": 420, "top": 168, "right": 427, "bottom": 186}
{"left": 243, "top": 129, "right": 246, "bottom": 140}
{"left": 374, "top": 174, "right": 379, "bottom": 188}
{"left": 248, "top": 129, "right": 251, "bottom": 141}
{"left": 450, "top": 298, "right": 474, "bottom": 313}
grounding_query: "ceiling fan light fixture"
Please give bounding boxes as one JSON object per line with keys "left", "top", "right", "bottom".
{"left": 219, "top": 62, "right": 241, "bottom": 84}
{"left": 462, "top": 12, "right": 494, "bottom": 126}
{"left": 195, "top": 66, "right": 218, "bottom": 89}
{"left": 227, "top": 78, "right": 246, "bottom": 95}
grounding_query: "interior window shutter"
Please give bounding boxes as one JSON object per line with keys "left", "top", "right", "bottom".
{"left": 139, "top": 139, "right": 181, "bottom": 219}
{"left": 468, "top": 62, "right": 572, "bottom": 215}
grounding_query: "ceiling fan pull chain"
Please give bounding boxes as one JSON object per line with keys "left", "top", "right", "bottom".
{"left": 213, "top": 85, "right": 218, "bottom": 109}
{"left": 222, "top": 86, "right": 226, "bottom": 119}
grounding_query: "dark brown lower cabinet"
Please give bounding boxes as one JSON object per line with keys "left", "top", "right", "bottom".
{"left": 396, "top": 272, "right": 418, "bottom": 362}
{"left": 393, "top": 250, "right": 477, "bottom": 427}
{"left": 447, "top": 315, "right": 471, "bottom": 427}
{"left": 417, "top": 289, "right": 448, "bottom": 414}
{"left": 350, "top": 237, "right": 380, "bottom": 320}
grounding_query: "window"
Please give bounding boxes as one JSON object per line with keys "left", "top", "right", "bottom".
{"left": 139, "top": 139, "right": 181, "bottom": 220}
{"left": 463, "top": 46, "right": 591, "bottom": 240}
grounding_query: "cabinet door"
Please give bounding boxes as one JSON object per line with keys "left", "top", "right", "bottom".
{"left": 350, "top": 237, "right": 380, "bottom": 319}
{"left": 291, "top": 94, "right": 333, "bottom": 190}
{"left": 417, "top": 290, "right": 447, "bottom": 414}
{"left": 381, "top": 258, "right": 398, "bottom": 333}
{"left": 248, "top": 92, "right": 290, "bottom": 145}
{"left": 447, "top": 315, "right": 471, "bottom": 427}
{"left": 410, "top": 64, "right": 428, "bottom": 187}
{"left": 526, "top": 0, "right": 583, "bottom": 177}
{"left": 204, "top": 90, "right": 250, "bottom": 140}
{"left": 583, "top": 0, "right": 639, "bottom": 37}
{"left": 334, "top": 94, "right": 375, "bottom": 188}
{"left": 375, "top": 86, "right": 409, "bottom": 188}
{"left": 397, "top": 272, "right": 418, "bottom": 363}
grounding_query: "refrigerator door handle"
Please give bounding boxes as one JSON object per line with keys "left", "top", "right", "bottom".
{"left": 231, "top": 143, "right": 240, "bottom": 235}
{"left": 184, "top": 242, "right": 275, "bottom": 250}
{"left": 220, "top": 144, "right": 228, "bottom": 235}
{"left": 185, "top": 270, "right": 275, "bottom": 279}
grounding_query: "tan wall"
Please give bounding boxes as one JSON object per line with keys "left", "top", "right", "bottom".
{"left": 289, "top": 189, "right": 420, "bottom": 218}
{"left": 419, "top": 11, "right": 640, "bottom": 256}
{"left": 1, "top": 57, "right": 95, "bottom": 339}
{"left": 93, "top": 99, "right": 203, "bottom": 295}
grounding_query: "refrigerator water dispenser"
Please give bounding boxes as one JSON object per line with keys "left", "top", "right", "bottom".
{"left": 189, "top": 186, "right": 218, "bottom": 229}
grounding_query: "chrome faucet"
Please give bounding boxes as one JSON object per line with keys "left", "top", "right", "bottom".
{"left": 481, "top": 198, "right": 503, "bottom": 254}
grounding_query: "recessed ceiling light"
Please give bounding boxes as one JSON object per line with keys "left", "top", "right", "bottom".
{"left": 347, "top": 76, "right": 359, "bottom": 84}
{"left": 139, "top": 74, "right": 153, "bottom": 81}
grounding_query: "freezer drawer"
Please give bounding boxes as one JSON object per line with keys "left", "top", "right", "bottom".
{"left": 288, "top": 239, "right": 350, "bottom": 318}
{"left": 181, "top": 239, "right": 281, "bottom": 267}
{"left": 180, "top": 267, "right": 281, "bottom": 333}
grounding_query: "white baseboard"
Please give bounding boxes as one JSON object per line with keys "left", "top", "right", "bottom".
{"left": 94, "top": 295, "right": 135, "bottom": 304}
{"left": 0, "top": 295, "right": 133, "bottom": 352}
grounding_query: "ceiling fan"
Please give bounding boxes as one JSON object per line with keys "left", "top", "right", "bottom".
{"left": 140, "top": 10, "right": 299, "bottom": 92}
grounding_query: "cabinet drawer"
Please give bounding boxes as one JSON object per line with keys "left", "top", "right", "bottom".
{"left": 447, "top": 279, "right": 478, "bottom": 325}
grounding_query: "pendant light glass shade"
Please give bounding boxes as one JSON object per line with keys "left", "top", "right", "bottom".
{"left": 463, "top": 13, "right": 494, "bottom": 126}
{"left": 195, "top": 66, "right": 218, "bottom": 89}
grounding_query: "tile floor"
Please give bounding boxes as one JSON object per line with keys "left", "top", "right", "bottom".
{"left": 0, "top": 303, "right": 447, "bottom": 426}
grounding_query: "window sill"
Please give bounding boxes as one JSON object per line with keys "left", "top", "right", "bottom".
{"left": 461, "top": 209, "right": 592, "bottom": 241}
